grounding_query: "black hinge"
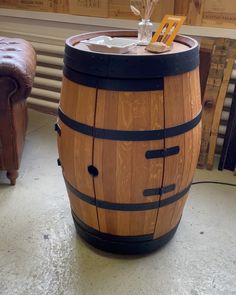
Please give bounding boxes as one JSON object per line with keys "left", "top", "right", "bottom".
{"left": 145, "top": 146, "right": 180, "bottom": 159}
{"left": 143, "top": 184, "right": 176, "bottom": 197}
{"left": 57, "top": 158, "right": 64, "bottom": 171}
{"left": 54, "top": 122, "right": 61, "bottom": 136}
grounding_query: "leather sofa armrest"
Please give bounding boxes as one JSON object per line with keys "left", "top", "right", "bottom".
{"left": 0, "top": 36, "right": 36, "bottom": 104}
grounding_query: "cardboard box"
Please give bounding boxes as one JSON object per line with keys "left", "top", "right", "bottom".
{"left": 0, "top": 0, "right": 108, "bottom": 16}
{"left": 202, "top": 0, "right": 236, "bottom": 28}
{"left": 68, "top": 0, "right": 109, "bottom": 17}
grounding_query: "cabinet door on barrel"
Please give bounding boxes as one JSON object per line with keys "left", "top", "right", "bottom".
{"left": 93, "top": 89, "right": 164, "bottom": 236}
{"left": 58, "top": 78, "right": 99, "bottom": 230}
{"left": 154, "top": 69, "right": 202, "bottom": 238}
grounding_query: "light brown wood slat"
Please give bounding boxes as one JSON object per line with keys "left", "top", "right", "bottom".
{"left": 70, "top": 0, "right": 109, "bottom": 17}
{"left": 93, "top": 89, "right": 164, "bottom": 236}
{"left": 198, "top": 38, "right": 230, "bottom": 168}
{"left": 68, "top": 191, "right": 99, "bottom": 230}
{"left": 57, "top": 78, "right": 96, "bottom": 196}
{"left": 58, "top": 123, "right": 95, "bottom": 197}
{"left": 201, "top": 0, "right": 236, "bottom": 29}
{"left": 199, "top": 38, "right": 214, "bottom": 101}
{"left": 174, "top": 0, "right": 191, "bottom": 16}
{"left": 185, "top": 0, "right": 236, "bottom": 28}
{"left": 59, "top": 77, "right": 96, "bottom": 124}
{"left": 200, "top": 38, "right": 215, "bottom": 51}
{"left": 0, "top": 0, "right": 108, "bottom": 17}
{"left": 187, "top": 0, "right": 205, "bottom": 26}
{"left": 164, "top": 69, "right": 201, "bottom": 199}
{"left": 154, "top": 68, "right": 201, "bottom": 238}
{"left": 169, "top": 72, "right": 202, "bottom": 232}
{"left": 207, "top": 46, "right": 236, "bottom": 170}
{"left": 98, "top": 209, "right": 157, "bottom": 236}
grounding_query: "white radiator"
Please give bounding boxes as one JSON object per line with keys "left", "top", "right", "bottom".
{"left": 28, "top": 41, "right": 64, "bottom": 115}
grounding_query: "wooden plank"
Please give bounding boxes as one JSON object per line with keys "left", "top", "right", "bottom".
{"left": 58, "top": 77, "right": 96, "bottom": 196}
{"left": 198, "top": 38, "right": 230, "bottom": 168}
{"left": 58, "top": 77, "right": 100, "bottom": 230}
{"left": 207, "top": 45, "right": 236, "bottom": 170}
{"left": 0, "top": 0, "right": 57, "bottom": 12}
{"left": 94, "top": 89, "right": 164, "bottom": 236}
{"left": 187, "top": 0, "right": 205, "bottom": 26}
{"left": 154, "top": 68, "right": 202, "bottom": 238}
{"left": 199, "top": 38, "right": 214, "bottom": 101}
{"left": 174, "top": 0, "right": 191, "bottom": 16}
{"left": 0, "top": 0, "right": 108, "bottom": 16}
{"left": 98, "top": 209, "right": 157, "bottom": 236}
{"left": 202, "top": 0, "right": 236, "bottom": 29}
{"left": 186, "top": 0, "right": 236, "bottom": 29}
{"left": 68, "top": 191, "right": 100, "bottom": 230}
{"left": 69, "top": 0, "right": 108, "bottom": 17}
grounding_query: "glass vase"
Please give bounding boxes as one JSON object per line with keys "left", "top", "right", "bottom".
{"left": 138, "top": 19, "right": 153, "bottom": 45}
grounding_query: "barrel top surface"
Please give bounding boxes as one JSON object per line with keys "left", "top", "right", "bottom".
{"left": 64, "top": 30, "right": 199, "bottom": 79}
{"left": 67, "top": 30, "right": 197, "bottom": 56}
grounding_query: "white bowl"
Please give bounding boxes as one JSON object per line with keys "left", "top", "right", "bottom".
{"left": 81, "top": 36, "right": 138, "bottom": 54}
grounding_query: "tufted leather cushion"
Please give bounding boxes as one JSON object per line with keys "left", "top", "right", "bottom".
{"left": 0, "top": 36, "right": 36, "bottom": 103}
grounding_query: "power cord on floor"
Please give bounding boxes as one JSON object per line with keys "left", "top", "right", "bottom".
{"left": 192, "top": 181, "right": 236, "bottom": 187}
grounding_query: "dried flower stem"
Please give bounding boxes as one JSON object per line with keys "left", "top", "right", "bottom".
{"left": 130, "top": 0, "right": 159, "bottom": 20}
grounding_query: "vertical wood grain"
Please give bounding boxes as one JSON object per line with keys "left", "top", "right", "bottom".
{"left": 207, "top": 47, "right": 236, "bottom": 170}
{"left": 187, "top": 0, "right": 206, "bottom": 26}
{"left": 154, "top": 68, "right": 201, "bottom": 238}
{"left": 94, "top": 89, "right": 164, "bottom": 236}
{"left": 174, "top": 0, "right": 191, "bottom": 16}
{"left": 58, "top": 78, "right": 96, "bottom": 199}
{"left": 98, "top": 209, "right": 157, "bottom": 236}
{"left": 68, "top": 190, "right": 99, "bottom": 230}
{"left": 199, "top": 39, "right": 214, "bottom": 100}
{"left": 198, "top": 38, "right": 230, "bottom": 168}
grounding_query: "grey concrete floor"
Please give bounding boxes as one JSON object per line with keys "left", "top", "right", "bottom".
{"left": 0, "top": 109, "right": 236, "bottom": 295}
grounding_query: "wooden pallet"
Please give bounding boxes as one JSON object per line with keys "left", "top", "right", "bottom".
{"left": 175, "top": 0, "right": 236, "bottom": 29}
{"left": 199, "top": 38, "right": 214, "bottom": 100}
{"left": 198, "top": 38, "right": 230, "bottom": 168}
{"left": 207, "top": 42, "right": 236, "bottom": 170}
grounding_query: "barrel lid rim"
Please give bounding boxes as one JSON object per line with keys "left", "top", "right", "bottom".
{"left": 65, "top": 30, "right": 199, "bottom": 57}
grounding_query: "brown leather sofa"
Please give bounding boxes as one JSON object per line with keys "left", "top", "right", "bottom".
{"left": 0, "top": 37, "right": 36, "bottom": 185}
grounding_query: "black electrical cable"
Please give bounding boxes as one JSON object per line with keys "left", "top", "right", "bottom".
{"left": 192, "top": 181, "right": 236, "bottom": 187}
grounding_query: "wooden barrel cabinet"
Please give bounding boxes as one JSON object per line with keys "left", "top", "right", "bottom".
{"left": 56, "top": 31, "right": 202, "bottom": 254}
